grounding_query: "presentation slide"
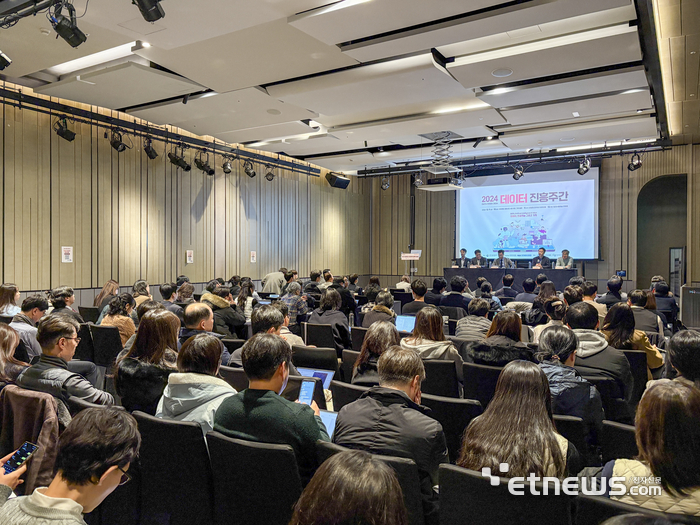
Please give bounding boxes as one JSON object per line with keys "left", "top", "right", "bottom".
{"left": 456, "top": 168, "right": 599, "bottom": 260}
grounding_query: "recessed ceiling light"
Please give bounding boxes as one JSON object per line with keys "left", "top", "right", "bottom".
{"left": 490, "top": 87, "right": 511, "bottom": 95}
{"left": 637, "top": 109, "right": 643, "bottom": 113}
{"left": 491, "top": 68, "right": 513, "bottom": 78}
{"left": 572, "top": 111, "right": 580, "bottom": 117}
{"left": 142, "top": 41, "right": 151, "bottom": 48}
{"left": 267, "top": 109, "right": 281, "bottom": 115}
{"left": 560, "top": 137, "right": 576, "bottom": 142}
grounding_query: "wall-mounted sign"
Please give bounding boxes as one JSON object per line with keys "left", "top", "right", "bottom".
{"left": 250, "top": 251, "right": 257, "bottom": 263}
{"left": 186, "top": 250, "right": 194, "bottom": 264}
{"left": 61, "top": 246, "right": 73, "bottom": 263}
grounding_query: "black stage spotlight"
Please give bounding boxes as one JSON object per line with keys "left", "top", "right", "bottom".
{"left": 512, "top": 164, "right": 524, "bottom": 181}
{"left": 53, "top": 118, "right": 75, "bottom": 142}
{"left": 0, "top": 50, "right": 11, "bottom": 71}
{"left": 265, "top": 165, "right": 275, "bottom": 181}
{"left": 143, "top": 138, "right": 158, "bottom": 160}
{"left": 51, "top": 3, "right": 87, "bottom": 48}
{"left": 222, "top": 159, "right": 232, "bottom": 174}
{"left": 244, "top": 160, "right": 256, "bottom": 178}
{"left": 381, "top": 176, "right": 390, "bottom": 191}
{"left": 577, "top": 157, "right": 590, "bottom": 175}
{"left": 133, "top": 0, "right": 165, "bottom": 22}
{"left": 110, "top": 130, "right": 128, "bottom": 152}
{"left": 628, "top": 153, "right": 642, "bottom": 171}
{"left": 195, "top": 154, "right": 215, "bottom": 176}
{"left": 168, "top": 151, "right": 191, "bottom": 171}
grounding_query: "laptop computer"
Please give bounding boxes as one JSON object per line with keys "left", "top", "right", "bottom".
{"left": 296, "top": 367, "right": 336, "bottom": 390}
{"left": 318, "top": 410, "right": 339, "bottom": 438}
{"left": 395, "top": 315, "right": 416, "bottom": 333}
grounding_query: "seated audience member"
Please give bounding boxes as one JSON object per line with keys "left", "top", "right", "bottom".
{"left": 556, "top": 249, "right": 574, "bottom": 269}
{"left": 304, "top": 270, "right": 322, "bottom": 295}
{"left": 402, "top": 279, "right": 429, "bottom": 315}
{"left": 122, "top": 300, "right": 165, "bottom": 353}
{"left": 0, "top": 283, "right": 21, "bottom": 317}
{"left": 400, "top": 306, "right": 463, "bottom": 381}
{"left": 665, "top": 330, "right": 700, "bottom": 387}
{"left": 329, "top": 276, "right": 357, "bottom": 318}
{"left": 17, "top": 315, "right": 113, "bottom": 405}
{"left": 93, "top": 279, "right": 119, "bottom": 310}
{"left": 440, "top": 276, "right": 471, "bottom": 311}
{"left": 318, "top": 270, "right": 334, "bottom": 292}
{"left": 176, "top": 282, "right": 196, "bottom": 304}
{"left": 395, "top": 275, "right": 411, "bottom": 292}
{"left": 157, "top": 333, "right": 237, "bottom": 434}
{"left": 472, "top": 277, "right": 486, "bottom": 299}
{"left": 214, "top": 334, "right": 329, "bottom": 484}
{"left": 289, "top": 449, "right": 408, "bottom": 525}
{"left": 424, "top": 278, "right": 447, "bottom": 306}
{"left": 0, "top": 407, "right": 140, "bottom": 521}
{"left": 565, "top": 302, "right": 633, "bottom": 404}
{"left": 206, "top": 279, "right": 221, "bottom": 294}
{"left": 176, "top": 275, "right": 190, "bottom": 287}
{"left": 465, "top": 311, "right": 535, "bottom": 367}
{"left": 514, "top": 278, "right": 537, "bottom": 303}
{"left": 362, "top": 291, "right": 396, "bottom": 328}
{"left": 569, "top": 276, "right": 585, "bottom": 287}
{"left": 228, "top": 275, "right": 242, "bottom": 298}
{"left": 479, "top": 282, "right": 502, "bottom": 311}
{"left": 132, "top": 279, "right": 152, "bottom": 307}
{"left": 309, "top": 289, "right": 352, "bottom": 354}
{"left": 0, "top": 324, "right": 28, "bottom": 383}
{"left": 534, "top": 273, "right": 549, "bottom": 294}
{"left": 601, "top": 303, "right": 664, "bottom": 378}
{"left": 347, "top": 274, "right": 362, "bottom": 294}
{"left": 202, "top": 285, "right": 245, "bottom": 338}
{"left": 653, "top": 281, "right": 679, "bottom": 320}
{"left": 495, "top": 274, "right": 519, "bottom": 298}
{"left": 583, "top": 281, "right": 607, "bottom": 324}
{"left": 599, "top": 381, "right": 700, "bottom": 514}
{"left": 115, "top": 309, "right": 180, "bottom": 414}
{"left": 360, "top": 283, "right": 382, "bottom": 313}
{"left": 563, "top": 285, "right": 584, "bottom": 306}
{"left": 100, "top": 294, "right": 136, "bottom": 346}
{"left": 596, "top": 275, "right": 627, "bottom": 309}
{"left": 458, "top": 360, "right": 580, "bottom": 477}
{"left": 280, "top": 271, "right": 296, "bottom": 296}
{"left": 160, "top": 282, "right": 184, "bottom": 321}
{"left": 9, "top": 295, "right": 49, "bottom": 359}
{"left": 236, "top": 281, "right": 259, "bottom": 322}
{"left": 179, "top": 303, "right": 231, "bottom": 365}
{"left": 532, "top": 281, "right": 557, "bottom": 312}
{"left": 531, "top": 247, "right": 552, "bottom": 269}
{"left": 643, "top": 290, "right": 669, "bottom": 330}
{"left": 455, "top": 298, "right": 492, "bottom": 341}
{"left": 48, "top": 286, "right": 84, "bottom": 323}
{"left": 271, "top": 301, "right": 305, "bottom": 348}
{"left": 532, "top": 297, "right": 568, "bottom": 344}
{"left": 491, "top": 249, "right": 513, "bottom": 269}
{"left": 536, "top": 326, "right": 603, "bottom": 449}
{"left": 352, "top": 321, "right": 400, "bottom": 386}
{"left": 281, "top": 282, "right": 309, "bottom": 335}
{"left": 261, "top": 268, "right": 286, "bottom": 294}
{"left": 470, "top": 249, "right": 488, "bottom": 268}
{"left": 334, "top": 346, "right": 448, "bottom": 525}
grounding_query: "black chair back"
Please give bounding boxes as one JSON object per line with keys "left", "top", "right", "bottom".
{"left": 88, "top": 324, "right": 123, "bottom": 368}
{"left": 341, "top": 349, "right": 360, "bottom": 383}
{"left": 351, "top": 326, "right": 368, "bottom": 352}
{"left": 74, "top": 323, "right": 94, "bottom": 362}
{"left": 78, "top": 306, "right": 101, "bottom": 324}
{"left": 575, "top": 494, "right": 700, "bottom": 525}
{"left": 421, "top": 394, "right": 482, "bottom": 462}
{"left": 0, "top": 315, "right": 13, "bottom": 324}
{"left": 500, "top": 297, "right": 514, "bottom": 306}
{"left": 601, "top": 420, "right": 637, "bottom": 463}
{"left": 356, "top": 295, "right": 368, "bottom": 306}
{"left": 552, "top": 415, "right": 588, "bottom": 466}
{"left": 206, "top": 431, "right": 302, "bottom": 525}
{"left": 193, "top": 293, "right": 202, "bottom": 301}
{"left": 304, "top": 323, "right": 336, "bottom": 350}
{"left": 586, "top": 376, "right": 633, "bottom": 424}
{"left": 221, "top": 338, "right": 246, "bottom": 355}
{"left": 462, "top": 362, "right": 502, "bottom": 408}
{"left": 65, "top": 395, "right": 124, "bottom": 417}
{"left": 447, "top": 319, "right": 457, "bottom": 335}
{"left": 439, "top": 464, "right": 572, "bottom": 525}
{"left": 621, "top": 350, "right": 648, "bottom": 408}
{"left": 282, "top": 376, "right": 326, "bottom": 410}
{"left": 133, "top": 411, "right": 213, "bottom": 525}
{"left": 291, "top": 345, "right": 339, "bottom": 374}
{"left": 219, "top": 365, "right": 249, "bottom": 391}
{"left": 644, "top": 331, "right": 664, "bottom": 349}
{"left": 393, "top": 291, "right": 413, "bottom": 311}
{"left": 421, "top": 360, "right": 460, "bottom": 398}
{"left": 330, "top": 380, "right": 369, "bottom": 411}
{"left": 13, "top": 340, "right": 30, "bottom": 364}
{"left": 439, "top": 306, "right": 466, "bottom": 320}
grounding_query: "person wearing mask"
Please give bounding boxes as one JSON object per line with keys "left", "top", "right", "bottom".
{"left": 352, "top": 321, "right": 400, "bottom": 386}
{"left": 9, "top": 295, "right": 49, "bottom": 360}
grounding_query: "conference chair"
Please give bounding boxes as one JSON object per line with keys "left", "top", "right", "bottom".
{"left": 420, "top": 394, "right": 482, "bottom": 463}
{"left": 0, "top": 315, "right": 13, "bottom": 324}
{"left": 74, "top": 323, "right": 95, "bottom": 362}
{"left": 351, "top": 326, "right": 368, "bottom": 352}
{"left": 448, "top": 318, "right": 457, "bottom": 335}
{"left": 586, "top": 376, "right": 633, "bottom": 424}
{"left": 88, "top": 324, "right": 123, "bottom": 390}
{"left": 193, "top": 293, "right": 202, "bottom": 301}
{"left": 78, "top": 306, "right": 101, "bottom": 324}
{"left": 329, "top": 380, "right": 369, "bottom": 411}
{"left": 446, "top": 336, "right": 469, "bottom": 357}
{"left": 462, "top": 362, "right": 503, "bottom": 408}
{"left": 439, "top": 306, "right": 467, "bottom": 320}
{"left": 206, "top": 432, "right": 302, "bottom": 525}
{"left": 291, "top": 345, "right": 339, "bottom": 375}
{"left": 282, "top": 375, "right": 326, "bottom": 410}
{"left": 552, "top": 415, "right": 590, "bottom": 466}
{"left": 574, "top": 494, "right": 700, "bottom": 525}
{"left": 221, "top": 338, "right": 246, "bottom": 356}
{"left": 303, "top": 323, "right": 336, "bottom": 351}
{"left": 341, "top": 349, "right": 360, "bottom": 383}
{"left": 500, "top": 297, "right": 514, "bottom": 306}
{"left": 621, "top": 349, "right": 649, "bottom": 408}
{"left": 421, "top": 360, "right": 460, "bottom": 398}
{"left": 218, "top": 365, "right": 249, "bottom": 391}
{"left": 133, "top": 412, "right": 213, "bottom": 525}
{"left": 601, "top": 420, "right": 637, "bottom": 463}
{"left": 392, "top": 291, "right": 413, "bottom": 311}
{"left": 13, "top": 339, "right": 30, "bottom": 364}
{"left": 65, "top": 395, "right": 124, "bottom": 417}
{"left": 439, "top": 464, "right": 573, "bottom": 525}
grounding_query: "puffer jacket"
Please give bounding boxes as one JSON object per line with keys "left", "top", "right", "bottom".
{"left": 465, "top": 335, "right": 536, "bottom": 367}
{"left": 201, "top": 293, "right": 246, "bottom": 338}
{"left": 115, "top": 357, "right": 174, "bottom": 414}
{"left": 156, "top": 372, "right": 237, "bottom": 434}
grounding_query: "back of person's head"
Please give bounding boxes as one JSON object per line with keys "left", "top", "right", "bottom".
{"left": 475, "top": 277, "right": 487, "bottom": 289}
{"left": 635, "top": 380, "right": 700, "bottom": 495}
{"left": 537, "top": 281, "right": 557, "bottom": 299}
{"left": 21, "top": 294, "right": 49, "bottom": 313}
{"left": 369, "top": 276, "right": 381, "bottom": 287}
{"left": 251, "top": 304, "right": 284, "bottom": 335}
{"left": 128, "top": 309, "right": 180, "bottom": 364}
{"left": 563, "top": 285, "right": 583, "bottom": 305}
{"left": 544, "top": 297, "right": 567, "bottom": 321}
{"left": 650, "top": 275, "right": 665, "bottom": 289}
{"left": 159, "top": 283, "right": 178, "bottom": 301}
{"left": 357, "top": 321, "right": 400, "bottom": 368}
{"left": 582, "top": 281, "right": 598, "bottom": 297}
{"left": 241, "top": 333, "right": 292, "bottom": 380}
{"left": 229, "top": 275, "right": 241, "bottom": 286}
{"left": 375, "top": 291, "right": 394, "bottom": 309}
{"left": 213, "top": 285, "right": 231, "bottom": 299}
{"left": 486, "top": 310, "right": 521, "bottom": 342}
{"left": 286, "top": 282, "right": 302, "bottom": 295}
{"left": 284, "top": 271, "right": 295, "bottom": 283}
{"left": 654, "top": 281, "right": 670, "bottom": 296}
{"left": 400, "top": 275, "right": 410, "bottom": 284}
{"left": 536, "top": 273, "right": 548, "bottom": 285}
{"left": 177, "top": 333, "right": 222, "bottom": 376}
{"left": 37, "top": 314, "right": 79, "bottom": 351}
{"left": 279, "top": 268, "right": 288, "bottom": 274}
{"left": 349, "top": 274, "right": 359, "bottom": 284}
{"left": 184, "top": 303, "right": 212, "bottom": 329}
{"left": 413, "top": 306, "right": 446, "bottom": 342}
{"left": 607, "top": 275, "right": 623, "bottom": 293}
{"left": 535, "top": 325, "right": 578, "bottom": 363}
{"left": 480, "top": 281, "right": 493, "bottom": 299}
{"left": 667, "top": 330, "right": 700, "bottom": 386}
{"left": 364, "top": 284, "right": 381, "bottom": 303}
{"left": 176, "top": 275, "right": 190, "bottom": 287}
{"left": 136, "top": 300, "right": 164, "bottom": 321}
{"left": 450, "top": 275, "right": 467, "bottom": 293}
{"left": 0, "top": 283, "right": 19, "bottom": 310}
{"left": 320, "top": 289, "right": 342, "bottom": 312}
{"left": 271, "top": 300, "right": 289, "bottom": 319}
{"left": 643, "top": 290, "right": 658, "bottom": 310}
{"left": 106, "top": 293, "right": 135, "bottom": 317}
{"left": 468, "top": 298, "right": 489, "bottom": 317}
{"left": 602, "top": 303, "right": 635, "bottom": 349}
{"left": 628, "top": 289, "right": 647, "bottom": 307}
{"left": 205, "top": 279, "right": 219, "bottom": 293}
{"left": 0, "top": 324, "right": 22, "bottom": 380}
{"left": 323, "top": 271, "right": 333, "bottom": 283}
{"left": 565, "top": 301, "right": 599, "bottom": 330}
{"left": 94, "top": 280, "right": 119, "bottom": 308}
{"left": 309, "top": 270, "right": 321, "bottom": 282}
{"left": 568, "top": 276, "right": 585, "bottom": 287}
{"left": 177, "top": 282, "right": 194, "bottom": 300}
{"left": 333, "top": 276, "right": 345, "bottom": 286}
{"left": 289, "top": 450, "right": 408, "bottom": 525}
{"left": 502, "top": 274, "right": 514, "bottom": 287}
{"left": 378, "top": 345, "right": 425, "bottom": 387}
{"left": 522, "top": 278, "right": 536, "bottom": 293}
{"left": 236, "top": 280, "right": 256, "bottom": 304}
{"left": 410, "top": 279, "right": 427, "bottom": 297}
{"left": 132, "top": 280, "right": 149, "bottom": 297}
{"left": 432, "top": 277, "right": 447, "bottom": 292}
{"left": 458, "top": 360, "right": 563, "bottom": 478}
{"left": 47, "top": 286, "right": 74, "bottom": 308}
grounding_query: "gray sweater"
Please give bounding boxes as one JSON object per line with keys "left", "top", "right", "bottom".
{"left": 0, "top": 485, "right": 86, "bottom": 524}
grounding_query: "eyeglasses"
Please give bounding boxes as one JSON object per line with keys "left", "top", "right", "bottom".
{"left": 117, "top": 467, "right": 132, "bottom": 486}
{"left": 63, "top": 336, "right": 81, "bottom": 344}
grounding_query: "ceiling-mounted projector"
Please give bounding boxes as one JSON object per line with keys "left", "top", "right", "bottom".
{"left": 417, "top": 177, "right": 463, "bottom": 192}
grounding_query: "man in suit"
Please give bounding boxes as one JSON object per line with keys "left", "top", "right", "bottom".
{"left": 455, "top": 248, "right": 468, "bottom": 268}
{"left": 495, "top": 274, "right": 519, "bottom": 298}
{"left": 491, "top": 249, "right": 513, "bottom": 269}
{"left": 531, "top": 247, "right": 551, "bottom": 269}
{"left": 440, "top": 276, "right": 471, "bottom": 311}
{"left": 469, "top": 249, "right": 488, "bottom": 268}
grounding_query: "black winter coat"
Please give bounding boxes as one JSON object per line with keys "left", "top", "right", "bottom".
{"left": 201, "top": 293, "right": 246, "bottom": 338}
{"left": 465, "top": 335, "right": 536, "bottom": 366}
{"left": 115, "top": 358, "right": 173, "bottom": 414}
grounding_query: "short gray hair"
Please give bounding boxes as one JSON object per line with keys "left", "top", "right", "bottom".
{"left": 378, "top": 346, "right": 425, "bottom": 386}
{"left": 287, "top": 282, "right": 301, "bottom": 295}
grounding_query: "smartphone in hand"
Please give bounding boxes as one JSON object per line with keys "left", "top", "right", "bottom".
{"left": 297, "top": 380, "right": 315, "bottom": 405}
{"left": 3, "top": 442, "right": 38, "bottom": 473}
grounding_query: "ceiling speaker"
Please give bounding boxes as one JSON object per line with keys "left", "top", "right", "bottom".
{"left": 325, "top": 172, "right": 350, "bottom": 189}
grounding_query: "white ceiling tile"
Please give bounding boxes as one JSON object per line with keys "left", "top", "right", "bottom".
{"left": 307, "top": 152, "right": 384, "bottom": 173}
{"left": 213, "top": 121, "right": 314, "bottom": 144}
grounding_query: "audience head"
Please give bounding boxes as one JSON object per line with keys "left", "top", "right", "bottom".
{"left": 410, "top": 279, "right": 427, "bottom": 298}
{"left": 177, "top": 333, "right": 223, "bottom": 376}
{"left": 568, "top": 276, "right": 585, "bottom": 287}
{"left": 364, "top": 284, "right": 381, "bottom": 303}
{"left": 356, "top": 321, "right": 400, "bottom": 369}
{"left": 369, "top": 276, "right": 381, "bottom": 287}
{"left": 323, "top": 270, "right": 333, "bottom": 283}
{"left": 476, "top": 277, "right": 487, "bottom": 290}
{"left": 241, "top": 333, "right": 292, "bottom": 390}
{"left": 286, "top": 282, "right": 302, "bottom": 296}
{"left": 565, "top": 301, "right": 599, "bottom": 330}
{"left": 176, "top": 282, "right": 195, "bottom": 301}
{"left": 650, "top": 275, "right": 665, "bottom": 290}
{"left": 48, "top": 286, "right": 75, "bottom": 309}
{"left": 320, "top": 289, "right": 342, "bottom": 312}
{"left": 0, "top": 283, "right": 20, "bottom": 311}
{"left": 37, "top": 314, "right": 79, "bottom": 356}
{"left": 480, "top": 281, "right": 493, "bottom": 299}
{"left": 0, "top": 324, "right": 24, "bottom": 380}
{"left": 332, "top": 276, "right": 345, "bottom": 287}
{"left": 229, "top": 275, "right": 241, "bottom": 287}
{"left": 310, "top": 270, "right": 321, "bottom": 283}
{"left": 176, "top": 275, "right": 190, "bottom": 287}
{"left": 654, "top": 281, "right": 670, "bottom": 296}
{"left": 375, "top": 291, "right": 394, "bottom": 310}
{"left": 205, "top": 279, "right": 219, "bottom": 293}
{"left": 412, "top": 306, "right": 446, "bottom": 342}
{"left": 279, "top": 268, "right": 288, "bottom": 274}
{"left": 106, "top": 293, "right": 136, "bottom": 317}
{"left": 450, "top": 275, "right": 467, "bottom": 294}
{"left": 126, "top": 309, "right": 180, "bottom": 364}
{"left": 602, "top": 303, "right": 635, "bottom": 349}
{"left": 136, "top": 300, "right": 165, "bottom": 321}
{"left": 349, "top": 274, "right": 359, "bottom": 285}
{"left": 522, "top": 278, "right": 536, "bottom": 293}
{"left": 432, "top": 277, "right": 447, "bottom": 293}
{"left": 289, "top": 450, "right": 408, "bottom": 525}
{"left": 667, "top": 330, "right": 700, "bottom": 387}
{"left": 536, "top": 273, "right": 548, "bottom": 286}
{"left": 159, "top": 283, "right": 178, "bottom": 301}
{"left": 400, "top": 275, "right": 410, "bottom": 284}
{"left": 212, "top": 286, "right": 232, "bottom": 301}
{"left": 183, "top": 303, "right": 214, "bottom": 331}
{"left": 251, "top": 304, "right": 284, "bottom": 335}
{"left": 468, "top": 298, "right": 489, "bottom": 317}
{"left": 543, "top": 297, "right": 567, "bottom": 321}
{"left": 53, "top": 407, "right": 140, "bottom": 513}
{"left": 628, "top": 289, "right": 647, "bottom": 307}
{"left": 502, "top": 274, "right": 514, "bottom": 287}
{"left": 284, "top": 271, "right": 295, "bottom": 284}
{"left": 537, "top": 281, "right": 557, "bottom": 300}
{"left": 94, "top": 280, "right": 119, "bottom": 307}
{"left": 582, "top": 281, "right": 598, "bottom": 298}
{"left": 635, "top": 380, "right": 700, "bottom": 496}
{"left": 607, "top": 275, "right": 623, "bottom": 293}
{"left": 563, "top": 285, "right": 583, "bottom": 305}
{"left": 236, "top": 280, "right": 256, "bottom": 304}
{"left": 132, "top": 280, "right": 150, "bottom": 298}
{"left": 271, "top": 300, "right": 289, "bottom": 321}
{"left": 486, "top": 311, "right": 521, "bottom": 342}
{"left": 378, "top": 345, "right": 425, "bottom": 393}
{"left": 643, "top": 290, "right": 658, "bottom": 310}
{"left": 535, "top": 325, "right": 578, "bottom": 365}
{"left": 20, "top": 294, "right": 49, "bottom": 323}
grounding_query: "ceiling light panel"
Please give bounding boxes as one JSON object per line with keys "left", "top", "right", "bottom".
{"left": 213, "top": 121, "right": 316, "bottom": 144}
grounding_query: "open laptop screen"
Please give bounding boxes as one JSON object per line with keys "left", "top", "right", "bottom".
{"left": 296, "top": 367, "right": 335, "bottom": 390}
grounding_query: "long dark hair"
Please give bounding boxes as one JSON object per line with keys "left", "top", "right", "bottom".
{"left": 533, "top": 281, "right": 557, "bottom": 310}
{"left": 94, "top": 280, "right": 119, "bottom": 307}
{"left": 236, "top": 281, "right": 255, "bottom": 306}
{"left": 0, "top": 283, "right": 19, "bottom": 312}
{"left": 132, "top": 280, "right": 149, "bottom": 298}
{"left": 485, "top": 310, "right": 521, "bottom": 342}
{"left": 0, "top": 324, "right": 26, "bottom": 381}
{"left": 535, "top": 325, "right": 579, "bottom": 363}
{"left": 355, "top": 321, "right": 400, "bottom": 369}
{"left": 122, "top": 309, "right": 180, "bottom": 366}
{"left": 602, "top": 303, "right": 635, "bottom": 349}
{"left": 106, "top": 294, "right": 136, "bottom": 317}
{"left": 410, "top": 306, "right": 445, "bottom": 343}
{"left": 458, "top": 360, "right": 566, "bottom": 478}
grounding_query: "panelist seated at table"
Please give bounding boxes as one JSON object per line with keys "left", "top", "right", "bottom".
{"left": 491, "top": 250, "right": 514, "bottom": 269}
{"left": 531, "top": 247, "right": 552, "bottom": 269}
{"left": 469, "top": 249, "right": 488, "bottom": 268}
{"left": 454, "top": 248, "right": 469, "bottom": 268}
{"left": 554, "top": 249, "right": 574, "bottom": 269}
